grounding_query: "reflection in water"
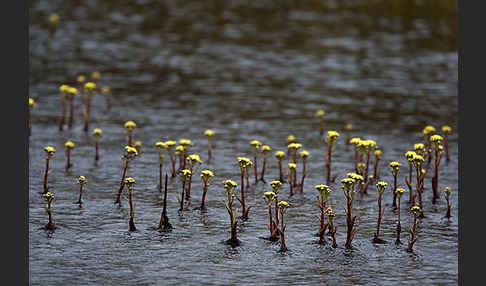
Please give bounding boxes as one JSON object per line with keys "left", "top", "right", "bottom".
{"left": 30, "top": 1, "right": 457, "bottom": 285}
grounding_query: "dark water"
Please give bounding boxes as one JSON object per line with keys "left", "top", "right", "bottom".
{"left": 29, "top": 1, "right": 458, "bottom": 285}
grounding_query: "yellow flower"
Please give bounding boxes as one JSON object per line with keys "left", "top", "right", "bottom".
{"left": 64, "top": 141, "right": 75, "bottom": 149}
{"left": 237, "top": 157, "right": 252, "bottom": 169}
{"left": 187, "top": 154, "right": 202, "bottom": 164}
{"left": 395, "top": 188, "right": 405, "bottom": 197}
{"left": 85, "top": 82, "right": 96, "bottom": 92}
{"left": 223, "top": 179, "right": 237, "bottom": 190}
{"left": 300, "top": 150, "right": 309, "bottom": 159}
{"left": 413, "top": 155, "right": 424, "bottom": 163}
{"left": 410, "top": 205, "right": 421, "bottom": 215}
{"left": 68, "top": 87, "right": 78, "bottom": 95}
{"left": 124, "top": 121, "right": 136, "bottom": 130}
{"left": 176, "top": 145, "right": 185, "bottom": 153}
{"left": 44, "top": 146, "right": 56, "bottom": 156}
{"left": 326, "top": 207, "right": 335, "bottom": 217}
{"left": 341, "top": 178, "right": 356, "bottom": 190}
{"left": 264, "top": 191, "right": 276, "bottom": 203}
{"left": 250, "top": 140, "right": 262, "bottom": 149}
{"left": 390, "top": 161, "right": 401, "bottom": 169}
{"left": 423, "top": 126, "right": 436, "bottom": 136}
{"left": 101, "top": 86, "right": 110, "bottom": 95}
{"left": 134, "top": 141, "right": 142, "bottom": 148}
{"left": 315, "top": 184, "right": 331, "bottom": 198}
{"left": 124, "top": 177, "right": 136, "bottom": 186}
{"left": 204, "top": 129, "right": 215, "bottom": 137}
{"left": 270, "top": 180, "right": 283, "bottom": 191}
{"left": 180, "top": 169, "right": 192, "bottom": 178}
{"left": 261, "top": 145, "right": 272, "bottom": 153}
{"left": 375, "top": 149, "right": 382, "bottom": 159}
{"left": 155, "top": 141, "right": 167, "bottom": 150}
{"left": 59, "top": 84, "right": 70, "bottom": 94}
{"left": 442, "top": 126, "right": 452, "bottom": 135}
{"left": 43, "top": 191, "right": 55, "bottom": 203}
{"left": 444, "top": 186, "right": 451, "bottom": 198}
{"left": 287, "top": 135, "right": 295, "bottom": 144}
{"left": 77, "top": 176, "right": 87, "bottom": 185}
{"left": 327, "top": 131, "right": 340, "bottom": 140}
{"left": 430, "top": 135, "right": 443, "bottom": 144}
{"left": 29, "top": 98, "right": 35, "bottom": 108}
{"left": 347, "top": 173, "right": 364, "bottom": 182}
{"left": 77, "top": 75, "right": 86, "bottom": 83}
{"left": 275, "top": 151, "right": 286, "bottom": 160}
{"left": 165, "top": 140, "right": 176, "bottom": 148}
{"left": 92, "top": 128, "right": 102, "bottom": 137}
{"left": 91, "top": 71, "right": 101, "bottom": 81}
{"left": 316, "top": 109, "right": 325, "bottom": 118}
{"left": 288, "top": 142, "right": 302, "bottom": 151}
{"left": 201, "top": 170, "right": 214, "bottom": 179}
{"left": 405, "top": 151, "right": 416, "bottom": 161}
{"left": 376, "top": 181, "right": 388, "bottom": 192}
{"left": 49, "top": 13, "right": 59, "bottom": 24}
{"left": 179, "top": 139, "right": 192, "bottom": 146}
{"left": 288, "top": 163, "right": 297, "bottom": 170}
{"left": 125, "top": 146, "right": 138, "bottom": 156}
{"left": 278, "top": 201, "right": 289, "bottom": 210}
{"left": 350, "top": 137, "right": 361, "bottom": 145}
{"left": 414, "top": 143, "right": 424, "bottom": 152}
{"left": 345, "top": 123, "right": 352, "bottom": 131}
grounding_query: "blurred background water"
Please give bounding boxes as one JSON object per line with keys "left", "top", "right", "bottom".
{"left": 29, "top": 0, "right": 458, "bottom": 285}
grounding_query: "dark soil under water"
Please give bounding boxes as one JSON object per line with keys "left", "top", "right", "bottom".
{"left": 29, "top": 1, "right": 458, "bottom": 285}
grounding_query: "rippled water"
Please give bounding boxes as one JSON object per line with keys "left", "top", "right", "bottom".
{"left": 29, "top": 1, "right": 458, "bottom": 285}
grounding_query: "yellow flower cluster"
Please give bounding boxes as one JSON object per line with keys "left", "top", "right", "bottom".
{"left": 64, "top": 141, "right": 75, "bottom": 150}
{"left": 375, "top": 149, "right": 382, "bottom": 159}
{"left": 91, "top": 71, "right": 101, "bottom": 81}
{"left": 316, "top": 109, "right": 325, "bottom": 118}
{"left": 204, "top": 129, "right": 214, "bottom": 137}
{"left": 326, "top": 131, "right": 340, "bottom": 143}
{"left": 395, "top": 188, "right": 405, "bottom": 197}
{"left": 44, "top": 146, "right": 56, "bottom": 157}
{"left": 77, "top": 175, "right": 87, "bottom": 185}
{"left": 238, "top": 157, "right": 252, "bottom": 170}
{"left": 275, "top": 151, "right": 286, "bottom": 160}
{"left": 350, "top": 137, "right": 361, "bottom": 145}
{"left": 134, "top": 141, "right": 142, "bottom": 149}
{"left": 270, "top": 180, "right": 283, "bottom": 192}
{"left": 261, "top": 145, "right": 271, "bottom": 153}
{"left": 288, "top": 142, "right": 302, "bottom": 151}
{"left": 29, "top": 98, "right": 35, "bottom": 108}
{"left": 300, "top": 150, "right": 309, "bottom": 159}
{"left": 390, "top": 161, "right": 401, "bottom": 175}
{"left": 315, "top": 184, "right": 331, "bottom": 198}
{"left": 124, "top": 177, "right": 135, "bottom": 186}
{"left": 288, "top": 163, "right": 297, "bottom": 170}
{"left": 250, "top": 140, "right": 262, "bottom": 150}
{"left": 68, "top": 87, "right": 78, "bottom": 95}
{"left": 125, "top": 146, "right": 138, "bottom": 156}
{"left": 175, "top": 145, "right": 185, "bottom": 154}
{"left": 85, "top": 82, "right": 96, "bottom": 93}
{"left": 44, "top": 191, "right": 55, "bottom": 203}
{"left": 341, "top": 178, "right": 356, "bottom": 190}
{"left": 155, "top": 141, "right": 167, "bottom": 150}
{"left": 92, "top": 128, "right": 102, "bottom": 137}
{"left": 124, "top": 121, "right": 136, "bottom": 130}
{"left": 430, "top": 135, "right": 443, "bottom": 143}
{"left": 179, "top": 139, "right": 192, "bottom": 146}
{"left": 102, "top": 86, "right": 110, "bottom": 95}
{"left": 165, "top": 140, "right": 176, "bottom": 148}
{"left": 358, "top": 139, "right": 376, "bottom": 151}
{"left": 345, "top": 123, "right": 352, "bottom": 131}
{"left": 60, "top": 84, "right": 70, "bottom": 94}
{"left": 223, "top": 179, "right": 237, "bottom": 190}
{"left": 201, "top": 170, "right": 214, "bottom": 179}
{"left": 287, "top": 135, "right": 295, "bottom": 144}
{"left": 410, "top": 205, "right": 421, "bottom": 215}
{"left": 347, "top": 172, "right": 364, "bottom": 182}
{"left": 326, "top": 207, "right": 335, "bottom": 218}
{"left": 376, "top": 181, "right": 388, "bottom": 191}
{"left": 187, "top": 154, "right": 202, "bottom": 164}
{"left": 264, "top": 191, "right": 276, "bottom": 203}
{"left": 181, "top": 169, "right": 192, "bottom": 177}
{"left": 77, "top": 75, "right": 86, "bottom": 83}
{"left": 49, "top": 13, "right": 59, "bottom": 24}
{"left": 278, "top": 201, "right": 289, "bottom": 210}
{"left": 442, "top": 126, "right": 452, "bottom": 135}
{"left": 414, "top": 143, "right": 424, "bottom": 152}
{"left": 423, "top": 126, "right": 436, "bottom": 136}
{"left": 405, "top": 151, "right": 416, "bottom": 162}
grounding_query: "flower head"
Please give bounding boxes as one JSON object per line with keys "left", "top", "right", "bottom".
{"left": 413, "top": 154, "right": 424, "bottom": 167}
{"left": 275, "top": 151, "right": 286, "bottom": 161}
{"left": 175, "top": 145, "right": 185, "bottom": 154}
{"left": 347, "top": 172, "right": 364, "bottom": 182}
{"left": 187, "top": 154, "right": 203, "bottom": 165}
{"left": 223, "top": 179, "right": 237, "bottom": 190}
{"left": 345, "top": 123, "right": 352, "bottom": 131}
{"left": 341, "top": 178, "right": 356, "bottom": 191}
{"left": 125, "top": 146, "right": 138, "bottom": 156}
{"left": 264, "top": 191, "right": 276, "bottom": 204}
{"left": 91, "top": 71, "right": 101, "bottom": 81}
{"left": 60, "top": 84, "right": 70, "bottom": 94}
{"left": 395, "top": 188, "right": 406, "bottom": 197}
{"left": 155, "top": 141, "right": 167, "bottom": 151}
{"left": 350, "top": 137, "right": 361, "bottom": 145}
{"left": 49, "top": 13, "right": 59, "bottom": 24}
{"left": 77, "top": 75, "right": 86, "bottom": 84}
{"left": 180, "top": 169, "right": 192, "bottom": 178}
{"left": 375, "top": 149, "right": 382, "bottom": 159}
{"left": 286, "top": 135, "right": 295, "bottom": 144}
{"left": 316, "top": 109, "right": 325, "bottom": 118}
{"left": 326, "top": 207, "right": 335, "bottom": 218}
{"left": 102, "top": 86, "right": 110, "bottom": 95}
{"left": 250, "top": 140, "right": 262, "bottom": 150}
{"left": 29, "top": 98, "right": 35, "bottom": 108}
{"left": 179, "top": 139, "right": 192, "bottom": 147}
{"left": 278, "top": 201, "right": 289, "bottom": 211}
{"left": 237, "top": 157, "right": 252, "bottom": 170}
{"left": 376, "top": 181, "right": 388, "bottom": 193}
{"left": 270, "top": 180, "right": 283, "bottom": 192}
{"left": 201, "top": 170, "right": 214, "bottom": 184}
{"left": 410, "top": 205, "right": 421, "bottom": 215}
{"left": 442, "top": 126, "right": 452, "bottom": 135}
{"left": 78, "top": 176, "right": 87, "bottom": 185}
{"left": 43, "top": 191, "right": 54, "bottom": 203}
{"left": 204, "top": 129, "right": 214, "bottom": 137}
{"left": 423, "top": 126, "right": 436, "bottom": 136}
{"left": 68, "top": 87, "right": 78, "bottom": 95}
{"left": 261, "top": 145, "right": 272, "bottom": 153}
{"left": 430, "top": 135, "right": 443, "bottom": 150}
{"left": 124, "top": 121, "right": 136, "bottom": 131}
{"left": 165, "top": 140, "right": 176, "bottom": 149}
{"left": 444, "top": 186, "right": 451, "bottom": 199}
{"left": 124, "top": 177, "right": 135, "bottom": 187}
{"left": 92, "top": 128, "right": 102, "bottom": 137}
{"left": 288, "top": 142, "right": 302, "bottom": 151}
{"left": 85, "top": 82, "right": 96, "bottom": 93}
{"left": 44, "top": 146, "right": 56, "bottom": 158}
{"left": 288, "top": 163, "right": 297, "bottom": 170}
{"left": 64, "top": 140, "right": 75, "bottom": 150}
{"left": 414, "top": 143, "right": 425, "bottom": 153}
{"left": 315, "top": 184, "right": 331, "bottom": 199}
{"left": 326, "top": 131, "right": 340, "bottom": 144}
{"left": 134, "top": 141, "right": 142, "bottom": 149}
{"left": 300, "top": 150, "right": 309, "bottom": 159}
{"left": 405, "top": 151, "right": 416, "bottom": 162}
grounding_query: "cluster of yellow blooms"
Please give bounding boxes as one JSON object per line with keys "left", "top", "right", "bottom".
{"left": 93, "top": 128, "right": 102, "bottom": 137}
{"left": 64, "top": 141, "right": 75, "bottom": 150}
{"left": 124, "top": 121, "right": 136, "bottom": 131}
{"left": 270, "top": 180, "right": 283, "bottom": 192}
{"left": 223, "top": 179, "right": 237, "bottom": 190}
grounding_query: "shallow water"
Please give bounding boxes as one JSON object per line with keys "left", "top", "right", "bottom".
{"left": 29, "top": 1, "right": 458, "bottom": 285}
